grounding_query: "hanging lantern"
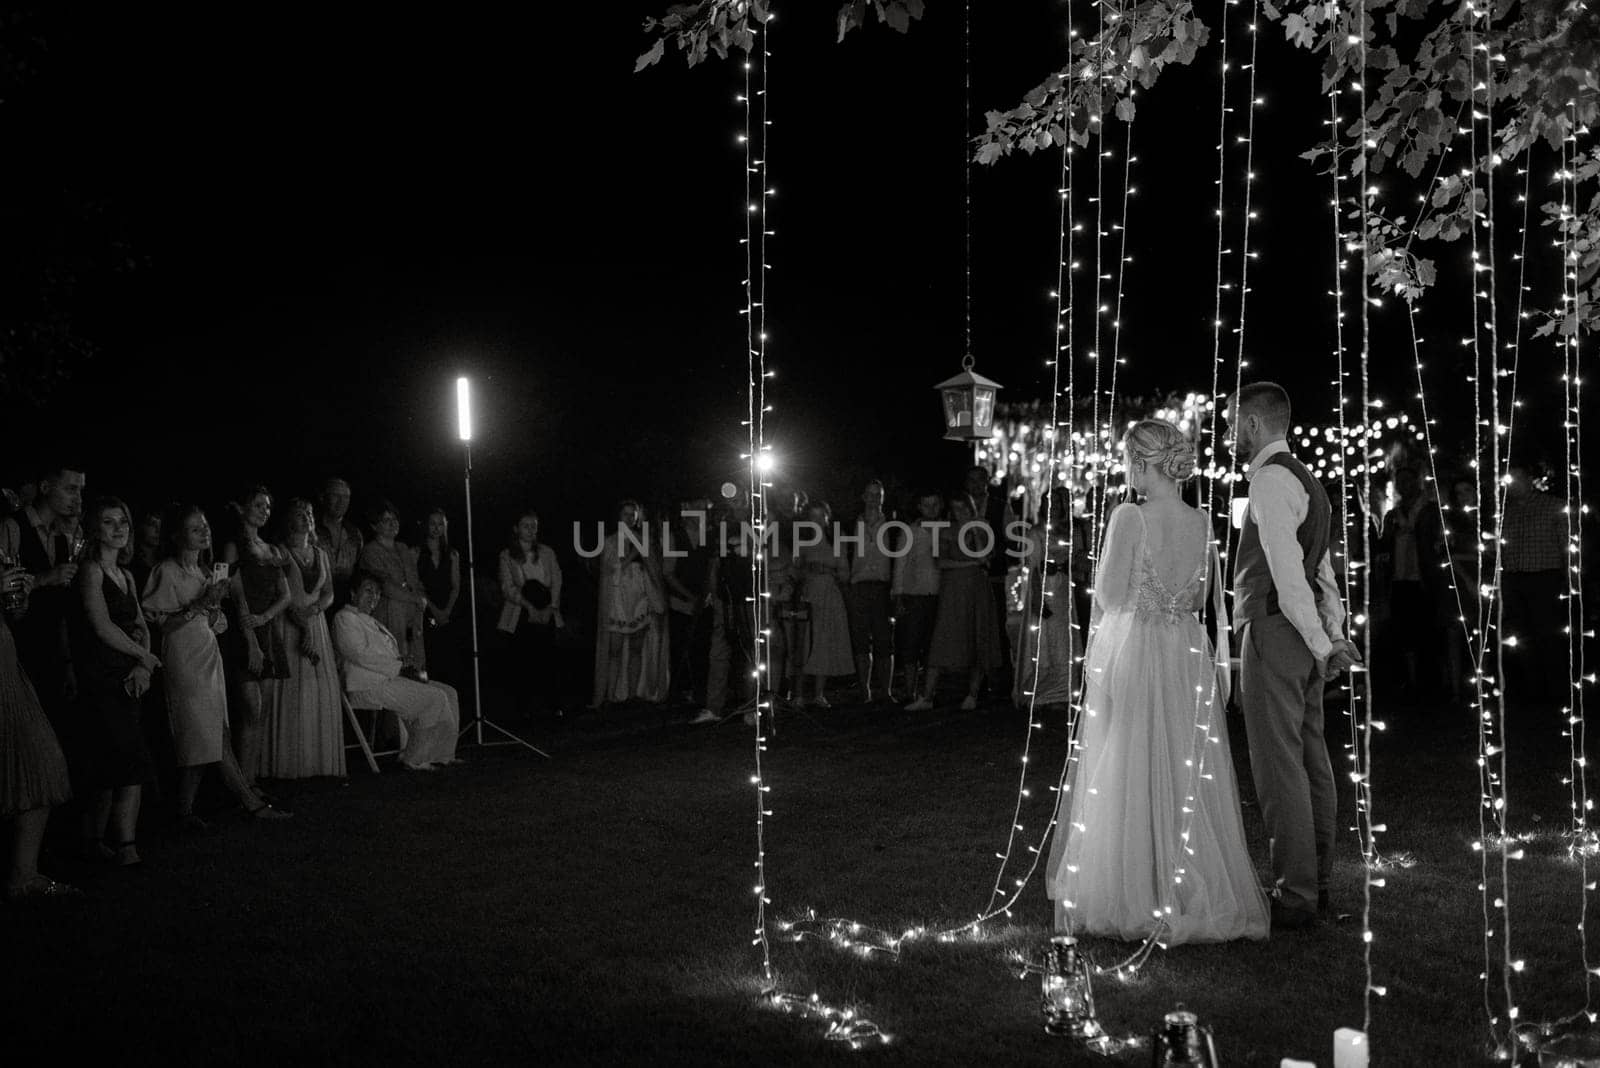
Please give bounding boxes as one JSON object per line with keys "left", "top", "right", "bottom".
{"left": 935, "top": 355, "right": 1003, "bottom": 442}
{"left": 1150, "top": 1008, "right": 1219, "bottom": 1067}
{"left": 1041, "top": 935, "right": 1098, "bottom": 1038}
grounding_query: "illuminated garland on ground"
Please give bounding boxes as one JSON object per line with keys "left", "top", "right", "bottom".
{"left": 733, "top": 14, "right": 890, "bottom": 1047}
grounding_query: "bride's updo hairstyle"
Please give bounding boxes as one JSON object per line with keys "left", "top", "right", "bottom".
{"left": 1122, "top": 419, "right": 1198, "bottom": 483}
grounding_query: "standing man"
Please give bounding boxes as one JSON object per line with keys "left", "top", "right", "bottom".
{"left": 847, "top": 479, "right": 895, "bottom": 706}
{"left": 1226, "top": 383, "right": 1361, "bottom": 930}
{"left": 317, "top": 477, "right": 364, "bottom": 611}
{"left": 665, "top": 499, "right": 715, "bottom": 710}
{"left": 963, "top": 465, "right": 1014, "bottom": 689}
{"left": 0, "top": 463, "right": 86, "bottom": 712}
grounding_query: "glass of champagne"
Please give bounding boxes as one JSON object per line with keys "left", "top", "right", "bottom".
{"left": 1, "top": 550, "right": 28, "bottom": 612}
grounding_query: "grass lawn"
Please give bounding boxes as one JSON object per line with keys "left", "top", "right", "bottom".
{"left": 2, "top": 691, "right": 1591, "bottom": 1065}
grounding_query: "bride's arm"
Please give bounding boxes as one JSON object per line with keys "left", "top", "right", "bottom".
{"left": 1092, "top": 504, "right": 1140, "bottom": 614}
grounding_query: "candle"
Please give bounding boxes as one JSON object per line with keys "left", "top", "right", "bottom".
{"left": 1334, "top": 1027, "right": 1368, "bottom": 1068}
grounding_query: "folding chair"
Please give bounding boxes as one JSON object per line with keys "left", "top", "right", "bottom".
{"left": 342, "top": 691, "right": 401, "bottom": 774}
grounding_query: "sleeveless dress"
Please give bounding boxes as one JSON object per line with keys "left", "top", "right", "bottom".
{"left": 142, "top": 561, "right": 231, "bottom": 767}
{"left": 263, "top": 547, "right": 345, "bottom": 778}
{"left": 797, "top": 541, "right": 852, "bottom": 676}
{"left": 1012, "top": 526, "right": 1081, "bottom": 708}
{"left": 0, "top": 613, "right": 72, "bottom": 816}
{"left": 231, "top": 554, "right": 291, "bottom": 681}
{"left": 63, "top": 568, "right": 155, "bottom": 790}
{"left": 928, "top": 522, "right": 1005, "bottom": 674}
{"left": 1047, "top": 504, "right": 1267, "bottom": 944}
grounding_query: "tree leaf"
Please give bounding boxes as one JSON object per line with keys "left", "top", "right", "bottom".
{"left": 1283, "top": 12, "right": 1316, "bottom": 48}
{"left": 634, "top": 38, "right": 666, "bottom": 72}
{"left": 1115, "top": 96, "right": 1137, "bottom": 122}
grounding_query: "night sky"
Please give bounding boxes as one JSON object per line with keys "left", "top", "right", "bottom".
{"left": 3, "top": 3, "right": 1560, "bottom": 540}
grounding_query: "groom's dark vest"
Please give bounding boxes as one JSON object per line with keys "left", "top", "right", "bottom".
{"left": 1233, "top": 451, "right": 1331, "bottom": 626}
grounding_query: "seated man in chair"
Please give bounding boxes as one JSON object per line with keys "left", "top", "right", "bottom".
{"left": 333, "top": 571, "right": 462, "bottom": 771}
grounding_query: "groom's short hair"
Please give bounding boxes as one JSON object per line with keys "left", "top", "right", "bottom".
{"left": 1234, "top": 382, "right": 1291, "bottom": 433}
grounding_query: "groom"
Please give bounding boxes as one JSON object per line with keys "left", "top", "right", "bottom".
{"left": 1226, "top": 382, "right": 1362, "bottom": 931}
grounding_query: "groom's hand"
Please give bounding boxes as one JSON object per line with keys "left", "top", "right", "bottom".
{"left": 1325, "top": 638, "right": 1362, "bottom": 677}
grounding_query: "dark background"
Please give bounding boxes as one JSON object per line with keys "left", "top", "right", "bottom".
{"left": 1, "top": 2, "right": 1565, "bottom": 543}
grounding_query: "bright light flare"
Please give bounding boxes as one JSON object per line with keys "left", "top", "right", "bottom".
{"left": 456, "top": 376, "right": 472, "bottom": 442}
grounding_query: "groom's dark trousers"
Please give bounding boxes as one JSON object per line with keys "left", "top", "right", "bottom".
{"left": 1239, "top": 613, "right": 1337, "bottom": 914}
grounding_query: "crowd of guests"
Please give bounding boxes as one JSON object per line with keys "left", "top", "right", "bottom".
{"left": 0, "top": 470, "right": 478, "bottom": 902}
{"left": 1369, "top": 455, "right": 1574, "bottom": 707}
{"left": 1, "top": 447, "right": 1574, "bottom": 903}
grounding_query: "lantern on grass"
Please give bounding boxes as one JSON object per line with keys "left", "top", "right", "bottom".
{"left": 1151, "top": 1008, "right": 1218, "bottom": 1067}
{"left": 1041, "top": 935, "right": 1098, "bottom": 1037}
{"left": 935, "top": 355, "right": 1002, "bottom": 442}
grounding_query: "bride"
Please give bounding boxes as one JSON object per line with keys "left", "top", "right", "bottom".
{"left": 1046, "top": 418, "right": 1268, "bottom": 943}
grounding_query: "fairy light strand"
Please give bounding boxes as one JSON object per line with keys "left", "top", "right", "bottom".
{"left": 1481, "top": 15, "right": 1520, "bottom": 1037}
{"left": 1559, "top": 115, "right": 1596, "bottom": 1018}
{"left": 981, "top": 0, "right": 1075, "bottom": 926}
{"left": 1353, "top": 0, "right": 1381, "bottom": 1031}
{"left": 1327, "top": 84, "right": 1369, "bottom": 880}
{"left": 738, "top": 21, "right": 775, "bottom": 993}
{"left": 1203, "top": 0, "right": 1234, "bottom": 523}
{"left": 1105, "top": 109, "right": 1136, "bottom": 452}
{"left": 1221, "top": 0, "right": 1261, "bottom": 571}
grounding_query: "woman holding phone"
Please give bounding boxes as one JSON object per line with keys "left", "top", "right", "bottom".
{"left": 142, "top": 505, "right": 287, "bottom": 828}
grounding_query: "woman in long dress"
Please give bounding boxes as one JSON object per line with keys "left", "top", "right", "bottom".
{"left": 142, "top": 505, "right": 288, "bottom": 827}
{"left": 413, "top": 509, "right": 462, "bottom": 687}
{"left": 907, "top": 495, "right": 1004, "bottom": 712}
{"left": 66, "top": 497, "right": 160, "bottom": 866}
{"left": 794, "top": 501, "right": 851, "bottom": 708}
{"left": 1047, "top": 419, "right": 1267, "bottom": 944}
{"left": 268, "top": 499, "right": 344, "bottom": 778}
{"left": 1011, "top": 491, "right": 1083, "bottom": 711}
{"left": 220, "top": 486, "right": 291, "bottom": 790}
{"left": 2, "top": 564, "right": 78, "bottom": 900}
{"left": 591, "top": 500, "right": 669, "bottom": 707}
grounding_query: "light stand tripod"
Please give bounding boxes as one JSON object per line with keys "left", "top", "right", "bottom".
{"left": 455, "top": 377, "right": 549, "bottom": 759}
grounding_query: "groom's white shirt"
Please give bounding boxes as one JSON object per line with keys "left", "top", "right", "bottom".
{"left": 1245, "top": 439, "right": 1346, "bottom": 661}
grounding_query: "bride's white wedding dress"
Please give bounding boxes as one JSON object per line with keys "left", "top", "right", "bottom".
{"left": 1047, "top": 501, "right": 1268, "bottom": 943}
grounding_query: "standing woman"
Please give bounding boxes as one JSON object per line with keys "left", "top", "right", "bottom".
{"left": 795, "top": 501, "right": 852, "bottom": 709}
{"left": 497, "top": 510, "right": 564, "bottom": 720}
{"left": 412, "top": 508, "right": 462, "bottom": 686}
{"left": 1010, "top": 491, "right": 1082, "bottom": 711}
{"left": 220, "top": 487, "right": 291, "bottom": 790}
{"left": 359, "top": 501, "right": 427, "bottom": 674}
{"left": 591, "top": 500, "right": 668, "bottom": 707}
{"left": 271, "top": 499, "right": 344, "bottom": 778}
{"left": 911, "top": 495, "right": 1004, "bottom": 711}
{"left": 2, "top": 561, "right": 78, "bottom": 899}
{"left": 142, "top": 505, "right": 287, "bottom": 826}
{"left": 66, "top": 498, "right": 160, "bottom": 866}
